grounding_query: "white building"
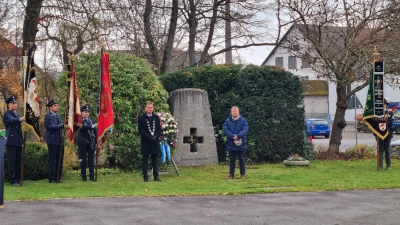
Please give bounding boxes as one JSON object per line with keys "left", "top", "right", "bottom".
{"left": 261, "top": 25, "right": 400, "bottom": 124}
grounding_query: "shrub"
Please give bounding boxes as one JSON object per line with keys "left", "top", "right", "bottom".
{"left": 161, "top": 64, "right": 306, "bottom": 163}
{"left": 56, "top": 53, "right": 169, "bottom": 172}
{"left": 342, "top": 144, "right": 375, "bottom": 159}
{"left": 236, "top": 65, "right": 305, "bottom": 162}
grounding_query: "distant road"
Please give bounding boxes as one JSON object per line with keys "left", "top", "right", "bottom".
{"left": 312, "top": 128, "right": 400, "bottom": 151}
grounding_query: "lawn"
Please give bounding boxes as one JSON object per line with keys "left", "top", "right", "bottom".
{"left": 4, "top": 159, "right": 400, "bottom": 201}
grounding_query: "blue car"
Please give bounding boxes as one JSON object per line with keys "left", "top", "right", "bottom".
{"left": 305, "top": 118, "right": 330, "bottom": 138}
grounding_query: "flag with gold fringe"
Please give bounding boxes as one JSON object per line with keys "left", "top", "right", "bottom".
{"left": 97, "top": 53, "right": 114, "bottom": 147}
{"left": 66, "top": 57, "right": 82, "bottom": 143}
{"left": 23, "top": 44, "right": 40, "bottom": 140}
{"left": 363, "top": 68, "right": 388, "bottom": 139}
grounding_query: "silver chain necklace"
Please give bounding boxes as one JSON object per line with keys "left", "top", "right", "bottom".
{"left": 146, "top": 117, "right": 156, "bottom": 136}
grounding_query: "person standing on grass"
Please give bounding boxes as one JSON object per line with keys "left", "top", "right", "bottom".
{"left": 77, "top": 105, "right": 97, "bottom": 181}
{"left": 379, "top": 97, "right": 394, "bottom": 170}
{"left": 138, "top": 102, "right": 162, "bottom": 182}
{"left": 2, "top": 95, "right": 24, "bottom": 187}
{"left": 223, "top": 106, "right": 249, "bottom": 179}
{"left": 44, "top": 98, "right": 64, "bottom": 183}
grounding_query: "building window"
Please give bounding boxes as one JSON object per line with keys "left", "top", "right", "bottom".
{"left": 288, "top": 56, "right": 296, "bottom": 69}
{"left": 275, "top": 57, "right": 283, "bottom": 68}
{"left": 302, "top": 56, "right": 310, "bottom": 68}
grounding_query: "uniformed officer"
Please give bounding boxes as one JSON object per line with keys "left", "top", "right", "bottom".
{"left": 2, "top": 95, "right": 24, "bottom": 186}
{"left": 379, "top": 97, "right": 394, "bottom": 170}
{"left": 44, "top": 98, "right": 64, "bottom": 183}
{"left": 77, "top": 105, "right": 97, "bottom": 181}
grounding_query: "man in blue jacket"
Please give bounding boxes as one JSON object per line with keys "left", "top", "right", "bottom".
{"left": 223, "top": 106, "right": 249, "bottom": 179}
{"left": 2, "top": 95, "right": 25, "bottom": 186}
{"left": 44, "top": 98, "right": 64, "bottom": 183}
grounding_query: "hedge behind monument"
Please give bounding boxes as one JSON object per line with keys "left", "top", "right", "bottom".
{"left": 161, "top": 64, "right": 310, "bottom": 163}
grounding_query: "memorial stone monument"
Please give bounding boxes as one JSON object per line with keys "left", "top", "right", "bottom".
{"left": 171, "top": 88, "right": 218, "bottom": 166}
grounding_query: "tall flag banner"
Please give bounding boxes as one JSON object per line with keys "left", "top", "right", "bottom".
{"left": 23, "top": 44, "right": 40, "bottom": 140}
{"left": 66, "top": 57, "right": 82, "bottom": 143}
{"left": 97, "top": 53, "right": 114, "bottom": 147}
{"left": 363, "top": 61, "right": 388, "bottom": 139}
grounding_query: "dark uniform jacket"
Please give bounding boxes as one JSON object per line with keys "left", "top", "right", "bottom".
{"left": 138, "top": 113, "right": 162, "bottom": 155}
{"left": 44, "top": 112, "right": 63, "bottom": 145}
{"left": 387, "top": 110, "right": 394, "bottom": 139}
{"left": 2, "top": 110, "right": 23, "bottom": 147}
{"left": 78, "top": 117, "right": 97, "bottom": 149}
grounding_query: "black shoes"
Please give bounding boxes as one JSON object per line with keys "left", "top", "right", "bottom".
{"left": 154, "top": 177, "right": 162, "bottom": 182}
{"left": 11, "top": 183, "right": 20, "bottom": 187}
{"left": 144, "top": 177, "right": 149, "bottom": 182}
{"left": 49, "top": 180, "right": 56, "bottom": 183}
{"left": 228, "top": 174, "right": 234, "bottom": 179}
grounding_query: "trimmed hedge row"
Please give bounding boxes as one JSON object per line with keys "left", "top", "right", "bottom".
{"left": 161, "top": 64, "right": 312, "bottom": 162}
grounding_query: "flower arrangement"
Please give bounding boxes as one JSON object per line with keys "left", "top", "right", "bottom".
{"left": 286, "top": 154, "right": 306, "bottom": 161}
{"left": 156, "top": 112, "right": 178, "bottom": 149}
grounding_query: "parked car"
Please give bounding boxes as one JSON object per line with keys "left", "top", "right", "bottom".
{"left": 305, "top": 118, "right": 330, "bottom": 138}
{"left": 392, "top": 120, "right": 400, "bottom": 134}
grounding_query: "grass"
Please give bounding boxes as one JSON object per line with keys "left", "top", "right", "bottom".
{"left": 4, "top": 159, "right": 400, "bottom": 201}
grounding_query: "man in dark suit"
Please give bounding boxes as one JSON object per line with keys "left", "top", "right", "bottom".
{"left": 77, "top": 105, "right": 97, "bottom": 181}
{"left": 138, "top": 102, "right": 162, "bottom": 182}
{"left": 2, "top": 95, "right": 24, "bottom": 186}
{"left": 44, "top": 98, "right": 64, "bottom": 183}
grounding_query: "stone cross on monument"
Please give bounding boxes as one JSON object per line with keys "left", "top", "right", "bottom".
{"left": 183, "top": 128, "right": 204, "bottom": 152}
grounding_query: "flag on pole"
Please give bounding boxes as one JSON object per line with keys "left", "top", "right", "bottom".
{"left": 363, "top": 67, "right": 388, "bottom": 139}
{"left": 97, "top": 53, "right": 114, "bottom": 147}
{"left": 66, "top": 57, "right": 82, "bottom": 143}
{"left": 23, "top": 44, "right": 40, "bottom": 141}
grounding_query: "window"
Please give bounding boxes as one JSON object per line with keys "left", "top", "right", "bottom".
{"left": 288, "top": 56, "right": 296, "bottom": 69}
{"left": 302, "top": 55, "right": 311, "bottom": 68}
{"left": 292, "top": 44, "right": 299, "bottom": 51}
{"left": 275, "top": 57, "right": 283, "bottom": 68}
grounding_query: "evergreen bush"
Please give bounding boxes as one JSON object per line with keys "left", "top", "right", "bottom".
{"left": 56, "top": 53, "right": 169, "bottom": 171}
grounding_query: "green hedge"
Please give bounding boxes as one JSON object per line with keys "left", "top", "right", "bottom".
{"left": 4, "top": 142, "right": 48, "bottom": 181}
{"left": 56, "top": 53, "right": 169, "bottom": 171}
{"left": 161, "top": 64, "right": 312, "bottom": 162}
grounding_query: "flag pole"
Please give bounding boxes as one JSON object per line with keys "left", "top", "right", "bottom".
{"left": 95, "top": 44, "right": 104, "bottom": 182}
{"left": 373, "top": 47, "right": 381, "bottom": 170}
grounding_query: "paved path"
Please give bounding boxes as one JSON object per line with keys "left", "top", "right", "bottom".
{"left": 1, "top": 189, "right": 400, "bottom": 225}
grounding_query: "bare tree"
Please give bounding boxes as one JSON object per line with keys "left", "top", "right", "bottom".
{"left": 275, "top": 0, "right": 400, "bottom": 153}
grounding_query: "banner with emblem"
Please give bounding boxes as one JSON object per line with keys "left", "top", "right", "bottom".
{"left": 97, "top": 52, "right": 114, "bottom": 147}
{"left": 363, "top": 63, "right": 388, "bottom": 139}
{"left": 23, "top": 44, "right": 40, "bottom": 140}
{"left": 66, "top": 57, "right": 82, "bottom": 143}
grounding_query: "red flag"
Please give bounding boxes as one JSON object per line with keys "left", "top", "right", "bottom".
{"left": 66, "top": 59, "right": 82, "bottom": 143}
{"left": 97, "top": 53, "right": 114, "bottom": 147}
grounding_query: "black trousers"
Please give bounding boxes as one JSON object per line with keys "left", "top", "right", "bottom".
{"left": 379, "top": 138, "right": 392, "bottom": 168}
{"left": 142, "top": 154, "right": 159, "bottom": 179}
{"left": 48, "top": 145, "right": 61, "bottom": 181}
{"left": 79, "top": 144, "right": 95, "bottom": 179}
{"left": 6, "top": 145, "right": 21, "bottom": 184}
{"left": 229, "top": 151, "right": 246, "bottom": 175}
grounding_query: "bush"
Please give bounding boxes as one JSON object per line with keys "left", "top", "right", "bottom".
{"left": 342, "top": 144, "right": 375, "bottom": 159}
{"left": 56, "top": 53, "right": 169, "bottom": 172}
{"left": 236, "top": 65, "right": 305, "bottom": 162}
{"left": 161, "top": 64, "right": 306, "bottom": 163}
{"left": 4, "top": 142, "right": 79, "bottom": 181}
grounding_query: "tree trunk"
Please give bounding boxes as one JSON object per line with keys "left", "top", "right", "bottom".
{"left": 160, "top": 0, "right": 178, "bottom": 75}
{"left": 328, "top": 83, "right": 348, "bottom": 154}
{"left": 198, "top": 0, "right": 219, "bottom": 66}
{"left": 22, "top": 0, "right": 43, "bottom": 52}
{"left": 225, "top": 0, "right": 232, "bottom": 64}
{"left": 144, "top": 0, "right": 160, "bottom": 75}
{"left": 188, "top": 0, "right": 196, "bottom": 67}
